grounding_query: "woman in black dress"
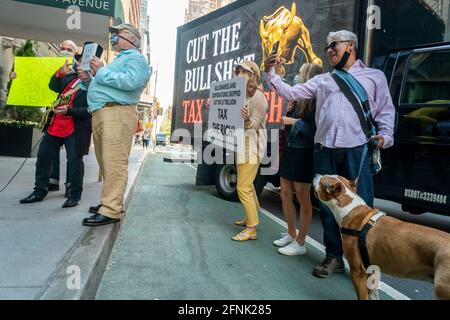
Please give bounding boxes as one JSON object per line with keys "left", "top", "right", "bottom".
{"left": 274, "top": 63, "right": 323, "bottom": 256}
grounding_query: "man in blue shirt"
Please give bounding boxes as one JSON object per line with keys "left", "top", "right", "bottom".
{"left": 78, "top": 23, "right": 151, "bottom": 226}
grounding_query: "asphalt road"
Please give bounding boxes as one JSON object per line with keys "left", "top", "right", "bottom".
{"left": 159, "top": 144, "right": 450, "bottom": 300}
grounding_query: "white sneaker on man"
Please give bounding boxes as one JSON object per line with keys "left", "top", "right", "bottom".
{"left": 278, "top": 241, "right": 307, "bottom": 256}
{"left": 273, "top": 233, "right": 295, "bottom": 247}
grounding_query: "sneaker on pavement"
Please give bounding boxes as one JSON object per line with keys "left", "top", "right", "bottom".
{"left": 278, "top": 241, "right": 307, "bottom": 256}
{"left": 313, "top": 256, "right": 345, "bottom": 278}
{"left": 273, "top": 233, "right": 295, "bottom": 247}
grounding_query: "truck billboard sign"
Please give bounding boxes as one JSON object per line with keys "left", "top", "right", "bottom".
{"left": 173, "top": 0, "right": 356, "bottom": 138}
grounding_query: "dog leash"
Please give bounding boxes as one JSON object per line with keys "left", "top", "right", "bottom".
{"left": 354, "top": 144, "right": 369, "bottom": 188}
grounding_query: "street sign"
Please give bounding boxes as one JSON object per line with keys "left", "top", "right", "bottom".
{"left": 13, "top": 0, "right": 115, "bottom": 16}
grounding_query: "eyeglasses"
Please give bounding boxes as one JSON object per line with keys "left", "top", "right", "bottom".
{"left": 324, "top": 41, "right": 350, "bottom": 52}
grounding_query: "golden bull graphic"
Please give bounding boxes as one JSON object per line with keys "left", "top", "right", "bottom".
{"left": 260, "top": 2, "right": 323, "bottom": 76}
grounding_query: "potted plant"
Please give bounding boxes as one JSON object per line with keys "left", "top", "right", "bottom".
{"left": 0, "top": 40, "right": 44, "bottom": 157}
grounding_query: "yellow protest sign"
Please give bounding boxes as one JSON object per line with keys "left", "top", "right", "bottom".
{"left": 7, "top": 57, "right": 72, "bottom": 107}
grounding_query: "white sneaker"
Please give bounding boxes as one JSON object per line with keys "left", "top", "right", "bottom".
{"left": 273, "top": 233, "right": 295, "bottom": 247}
{"left": 278, "top": 241, "right": 307, "bottom": 256}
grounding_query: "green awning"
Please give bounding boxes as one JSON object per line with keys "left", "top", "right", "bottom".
{"left": 13, "top": 0, "right": 115, "bottom": 16}
{"left": 0, "top": 0, "right": 125, "bottom": 47}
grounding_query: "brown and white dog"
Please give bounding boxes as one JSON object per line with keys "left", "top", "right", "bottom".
{"left": 313, "top": 174, "right": 450, "bottom": 300}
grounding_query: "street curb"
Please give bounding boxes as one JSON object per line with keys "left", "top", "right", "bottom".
{"left": 38, "top": 151, "right": 150, "bottom": 300}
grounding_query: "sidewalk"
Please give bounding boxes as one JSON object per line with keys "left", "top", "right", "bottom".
{"left": 0, "top": 146, "right": 148, "bottom": 300}
{"left": 96, "top": 153, "right": 393, "bottom": 300}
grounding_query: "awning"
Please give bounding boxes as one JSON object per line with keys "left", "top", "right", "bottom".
{"left": 0, "top": 0, "right": 124, "bottom": 48}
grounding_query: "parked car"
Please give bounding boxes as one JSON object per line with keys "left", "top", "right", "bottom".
{"left": 156, "top": 133, "right": 167, "bottom": 146}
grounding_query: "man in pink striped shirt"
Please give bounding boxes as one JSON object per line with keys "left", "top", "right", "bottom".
{"left": 264, "top": 30, "right": 395, "bottom": 278}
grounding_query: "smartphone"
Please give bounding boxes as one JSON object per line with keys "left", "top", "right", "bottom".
{"left": 271, "top": 41, "right": 280, "bottom": 55}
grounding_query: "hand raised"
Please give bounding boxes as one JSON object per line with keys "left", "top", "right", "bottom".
{"left": 77, "top": 67, "right": 91, "bottom": 83}
{"left": 59, "top": 60, "right": 73, "bottom": 77}
{"left": 89, "top": 56, "right": 104, "bottom": 75}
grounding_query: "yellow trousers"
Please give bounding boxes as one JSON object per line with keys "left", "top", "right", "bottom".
{"left": 236, "top": 161, "right": 260, "bottom": 227}
{"left": 92, "top": 105, "right": 137, "bottom": 219}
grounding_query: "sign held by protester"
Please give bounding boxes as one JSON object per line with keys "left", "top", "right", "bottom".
{"left": 80, "top": 42, "right": 99, "bottom": 71}
{"left": 6, "top": 57, "right": 69, "bottom": 107}
{"left": 207, "top": 77, "right": 245, "bottom": 151}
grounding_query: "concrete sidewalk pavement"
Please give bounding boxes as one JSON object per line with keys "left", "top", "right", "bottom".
{"left": 0, "top": 146, "right": 148, "bottom": 300}
{"left": 96, "top": 153, "right": 393, "bottom": 300}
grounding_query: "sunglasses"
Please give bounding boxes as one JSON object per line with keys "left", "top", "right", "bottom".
{"left": 324, "top": 41, "right": 350, "bottom": 52}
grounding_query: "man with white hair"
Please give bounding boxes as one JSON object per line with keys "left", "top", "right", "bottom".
{"left": 77, "top": 23, "right": 150, "bottom": 227}
{"left": 264, "top": 30, "right": 396, "bottom": 278}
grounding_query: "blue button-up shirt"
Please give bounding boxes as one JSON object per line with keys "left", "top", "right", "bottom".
{"left": 83, "top": 49, "right": 151, "bottom": 113}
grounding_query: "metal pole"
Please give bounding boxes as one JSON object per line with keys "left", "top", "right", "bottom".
{"left": 152, "top": 64, "right": 158, "bottom": 150}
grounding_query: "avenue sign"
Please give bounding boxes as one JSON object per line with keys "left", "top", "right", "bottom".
{"left": 13, "top": 0, "right": 115, "bottom": 16}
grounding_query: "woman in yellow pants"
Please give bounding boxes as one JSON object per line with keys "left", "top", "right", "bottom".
{"left": 231, "top": 61, "right": 268, "bottom": 242}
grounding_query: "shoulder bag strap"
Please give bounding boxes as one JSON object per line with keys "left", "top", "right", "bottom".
{"left": 331, "top": 73, "right": 373, "bottom": 140}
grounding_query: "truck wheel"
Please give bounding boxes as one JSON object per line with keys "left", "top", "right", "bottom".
{"left": 214, "top": 164, "right": 267, "bottom": 202}
{"left": 401, "top": 204, "right": 426, "bottom": 215}
{"left": 215, "top": 164, "right": 239, "bottom": 201}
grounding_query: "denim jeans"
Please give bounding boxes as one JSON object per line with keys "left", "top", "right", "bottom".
{"left": 49, "top": 149, "right": 69, "bottom": 187}
{"left": 313, "top": 144, "right": 374, "bottom": 259}
{"left": 34, "top": 133, "right": 84, "bottom": 201}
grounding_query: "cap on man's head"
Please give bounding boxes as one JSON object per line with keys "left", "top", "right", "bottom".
{"left": 235, "top": 60, "right": 261, "bottom": 80}
{"left": 327, "top": 30, "right": 358, "bottom": 49}
{"left": 110, "top": 23, "right": 142, "bottom": 39}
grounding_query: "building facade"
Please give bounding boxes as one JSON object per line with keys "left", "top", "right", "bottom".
{"left": 185, "top": 0, "right": 236, "bottom": 23}
{"left": 121, "top": 0, "right": 142, "bottom": 28}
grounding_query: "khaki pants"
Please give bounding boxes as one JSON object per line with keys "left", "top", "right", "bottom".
{"left": 236, "top": 161, "right": 260, "bottom": 227}
{"left": 92, "top": 105, "right": 137, "bottom": 219}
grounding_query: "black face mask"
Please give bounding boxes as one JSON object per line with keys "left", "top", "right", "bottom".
{"left": 334, "top": 51, "right": 351, "bottom": 70}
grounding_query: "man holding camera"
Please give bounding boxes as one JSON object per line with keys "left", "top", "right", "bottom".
{"left": 78, "top": 23, "right": 150, "bottom": 227}
{"left": 264, "top": 30, "right": 396, "bottom": 278}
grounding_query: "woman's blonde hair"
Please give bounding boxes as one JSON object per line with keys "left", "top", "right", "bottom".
{"left": 297, "top": 63, "right": 323, "bottom": 117}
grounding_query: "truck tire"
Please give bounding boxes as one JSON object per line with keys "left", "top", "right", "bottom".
{"left": 214, "top": 164, "right": 267, "bottom": 202}
{"left": 401, "top": 204, "right": 426, "bottom": 215}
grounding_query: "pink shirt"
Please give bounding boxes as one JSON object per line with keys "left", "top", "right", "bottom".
{"left": 265, "top": 60, "right": 395, "bottom": 149}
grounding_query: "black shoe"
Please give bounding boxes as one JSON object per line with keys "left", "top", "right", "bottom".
{"left": 20, "top": 194, "right": 44, "bottom": 204}
{"left": 62, "top": 199, "right": 79, "bottom": 208}
{"left": 312, "top": 256, "right": 345, "bottom": 278}
{"left": 82, "top": 213, "right": 120, "bottom": 227}
{"left": 48, "top": 183, "right": 60, "bottom": 192}
{"left": 89, "top": 204, "right": 102, "bottom": 214}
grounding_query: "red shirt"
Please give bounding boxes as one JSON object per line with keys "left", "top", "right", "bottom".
{"left": 47, "top": 77, "right": 80, "bottom": 138}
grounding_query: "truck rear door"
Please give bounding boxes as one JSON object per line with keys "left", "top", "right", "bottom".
{"left": 375, "top": 44, "right": 450, "bottom": 215}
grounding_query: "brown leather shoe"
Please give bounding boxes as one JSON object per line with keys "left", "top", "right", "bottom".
{"left": 313, "top": 256, "right": 345, "bottom": 278}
